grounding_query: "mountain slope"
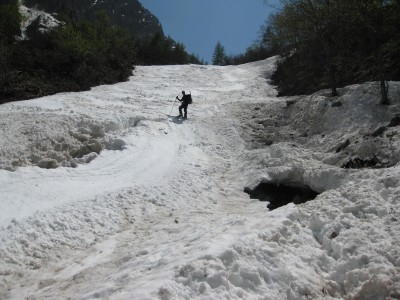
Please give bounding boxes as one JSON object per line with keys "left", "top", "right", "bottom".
{"left": 0, "top": 60, "right": 399, "bottom": 299}
{"left": 22, "top": 0, "right": 163, "bottom": 40}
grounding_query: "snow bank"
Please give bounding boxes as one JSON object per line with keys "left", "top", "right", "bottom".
{"left": 0, "top": 109, "right": 129, "bottom": 171}
{"left": 0, "top": 98, "right": 144, "bottom": 171}
{"left": 229, "top": 81, "right": 400, "bottom": 168}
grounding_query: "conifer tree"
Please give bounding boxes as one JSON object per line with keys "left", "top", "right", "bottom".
{"left": 212, "top": 41, "right": 226, "bottom": 65}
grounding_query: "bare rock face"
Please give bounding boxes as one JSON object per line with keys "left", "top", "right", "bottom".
{"left": 23, "top": 0, "right": 164, "bottom": 40}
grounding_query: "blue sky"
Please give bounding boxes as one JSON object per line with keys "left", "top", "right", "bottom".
{"left": 139, "top": 0, "right": 278, "bottom": 64}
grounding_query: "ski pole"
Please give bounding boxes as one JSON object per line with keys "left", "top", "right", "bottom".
{"left": 168, "top": 97, "right": 177, "bottom": 117}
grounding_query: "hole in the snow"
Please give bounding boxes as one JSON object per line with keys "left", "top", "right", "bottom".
{"left": 244, "top": 182, "right": 320, "bottom": 210}
{"left": 340, "top": 155, "right": 387, "bottom": 169}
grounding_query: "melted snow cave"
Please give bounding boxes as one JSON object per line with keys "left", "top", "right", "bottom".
{"left": 244, "top": 182, "right": 320, "bottom": 210}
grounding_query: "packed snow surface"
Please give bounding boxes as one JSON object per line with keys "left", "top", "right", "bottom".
{"left": 1, "top": 58, "right": 400, "bottom": 299}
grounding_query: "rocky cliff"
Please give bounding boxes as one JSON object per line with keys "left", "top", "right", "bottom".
{"left": 22, "top": 0, "right": 164, "bottom": 40}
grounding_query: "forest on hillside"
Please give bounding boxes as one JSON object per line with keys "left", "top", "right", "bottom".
{"left": 222, "top": 0, "right": 400, "bottom": 103}
{"left": 0, "top": 0, "right": 200, "bottom": 104}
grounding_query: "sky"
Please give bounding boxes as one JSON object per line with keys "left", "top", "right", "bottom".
{"left": 139, "top": 0, "right": 278, "bottom": 64}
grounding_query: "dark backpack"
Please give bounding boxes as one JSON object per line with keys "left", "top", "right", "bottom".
{"left": 187, "top": 93, "right": 192, "bottom": 104}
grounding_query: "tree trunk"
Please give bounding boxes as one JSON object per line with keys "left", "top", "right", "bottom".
{"left": 329, "top": 64, "right": 338, "bottom": 97}
{"left": 380, "top": 80, "right": 390, "bottom": 105}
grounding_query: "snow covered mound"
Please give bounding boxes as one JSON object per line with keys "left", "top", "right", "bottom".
{"left": 229, "top": 81, "right": 400, "bottom": 168}
{"left": 0, "top": 108, "right": 130, "bottom": 171}
{"left": 0, "top": 58, "right": 399, "bottom": 299}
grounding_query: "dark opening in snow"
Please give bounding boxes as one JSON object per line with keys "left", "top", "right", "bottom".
{"left": 244, "top": 182, "right": 319, "bottom": 210}
{"left": 341, "top": 156, "right": 381, "bottom": 169}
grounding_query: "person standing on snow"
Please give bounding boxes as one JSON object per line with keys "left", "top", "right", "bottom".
{"left": 176, "top": 91, "right": 191, "bottom": 119}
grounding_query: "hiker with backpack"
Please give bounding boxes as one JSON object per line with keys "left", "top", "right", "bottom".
{"left": 176, "top": 91, "right": 192, "bottom": 119}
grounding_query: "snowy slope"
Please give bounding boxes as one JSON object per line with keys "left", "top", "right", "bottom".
{"left": 0, "top": 58, "right": 399, "bottom": 299}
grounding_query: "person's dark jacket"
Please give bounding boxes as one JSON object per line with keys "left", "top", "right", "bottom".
{"left": 178, "top": 94, "right": 191, "bottom": 106}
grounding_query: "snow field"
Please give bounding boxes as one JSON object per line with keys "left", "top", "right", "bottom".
{"left": 1, "top": 57, "right": 400, "bottom": 299}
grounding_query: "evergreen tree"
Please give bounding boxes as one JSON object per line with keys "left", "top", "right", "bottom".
{"left": 138, "top": 33, "right": 201, "bottom": 65}
{"left": 212, "top": 41, "right": 226, "bottom": 66}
